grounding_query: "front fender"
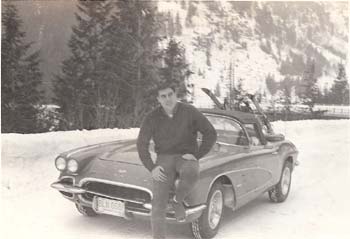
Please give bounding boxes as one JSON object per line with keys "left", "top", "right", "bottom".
{"left": 278, "top": 141, "right": 299, "bottom": 170}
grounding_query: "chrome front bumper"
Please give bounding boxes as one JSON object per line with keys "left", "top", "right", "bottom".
{"left": 51, "top": 182, "right": 206, "bottom": 222}
{"left": 51, "top": 182, "right": 86, "bottom": 194}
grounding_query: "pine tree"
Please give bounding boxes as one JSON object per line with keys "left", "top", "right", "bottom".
{"left": 265, "top": 74, "right": 278, "bottom": 96}
{"left": 111, "top": 0, "right": 163, "bottom": 126}
{"left": 167, "top": 11, "right": 175, "bottom": 38}
{"left": 175, "top": 12, "right": 182, "bottom": 36}
{"left": 1, "top": 1, "right": 43, "bottom": 133}
{"left": 206, "top": 48, "right": 211, "bottom": 67}
{"left": 157, "top": 12, "right": 168, "bottom": 36}
{"left": 185, "top": 1, "right": 197, "bottom": 27}
{"left": 54, "top": 0, "right": 114, "bottom": 130}
{"left": 159, "top": 39, "right": 192, "bottom": 101}
{"left": 214, "top": 81, "right": 221, "bottom": 97}
{"left": 236, "top": 78, "right": 244, "bottom": 93}
{"left": 279, "top": 76, "right": 294, "bottom": 115}
{"left": 300, "top": 58, "right": 319, "bottom": 112}
{"left": 329, "top": 63, "right": 349, "bottom": 105}
{"left": 181, "top": 0, "right": 186, "bottom": 10}
{"left": 226, "top": 62, "right": 236, "bottom": 107}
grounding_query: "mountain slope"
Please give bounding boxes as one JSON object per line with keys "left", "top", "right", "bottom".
{"left": 158, "top": 1, "right": 348, "bottom": 106}
{"left": 12, "top": 1, "right": 348, "bottom": 105}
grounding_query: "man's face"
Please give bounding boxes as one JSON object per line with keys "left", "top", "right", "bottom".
{"left": 157, "top": 87, "right": 177, "bottom": 112}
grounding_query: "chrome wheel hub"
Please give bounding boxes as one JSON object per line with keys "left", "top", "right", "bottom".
{"left": 208, "top": 190, "right": 223, "bottom": 229}
{"left": 281, "top": 167, "right": 291, "bottom": 195}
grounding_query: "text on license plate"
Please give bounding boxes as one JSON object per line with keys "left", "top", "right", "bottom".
{"left": 94, "top": 197, "right": 125, "bottom": 217}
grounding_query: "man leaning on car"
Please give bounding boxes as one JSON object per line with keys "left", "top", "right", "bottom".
{"left": 137, "top": 81, "right": 217, "bottom": 239}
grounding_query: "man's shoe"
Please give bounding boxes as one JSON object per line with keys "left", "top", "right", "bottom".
{"left": 171, "top": 196, "right": 186, "bottom": 222}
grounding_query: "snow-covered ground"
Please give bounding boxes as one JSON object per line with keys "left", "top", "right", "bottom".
{"left": 1, "top": 120, "right": 350, "bottom": 239}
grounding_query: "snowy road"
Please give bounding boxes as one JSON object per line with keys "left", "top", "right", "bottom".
{"left": 2, "top": 120, "right": 350, "bottom": 239}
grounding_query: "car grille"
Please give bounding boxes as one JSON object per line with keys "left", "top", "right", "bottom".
{"left": 81, "top": 181, "right": 152, "bottom": 204}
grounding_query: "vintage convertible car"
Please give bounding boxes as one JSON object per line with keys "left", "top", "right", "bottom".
{"left": 51, "top": 99, "right": 299, "bottom": 239}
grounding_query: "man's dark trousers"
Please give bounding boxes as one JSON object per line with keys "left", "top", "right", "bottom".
{"left": 152, "top": 154, "right": 199, "bottom": 239}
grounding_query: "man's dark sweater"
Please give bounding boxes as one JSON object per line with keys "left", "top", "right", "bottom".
{"left": 137, "top": 102, "right": 217, "bottom": 172}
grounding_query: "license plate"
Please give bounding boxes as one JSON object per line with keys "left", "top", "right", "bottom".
{"left": 93, "top": 197, "right": 125, "bottom": 217}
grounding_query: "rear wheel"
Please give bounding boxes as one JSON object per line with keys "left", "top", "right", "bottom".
{"left": 269, "top": 161, "right": 292, "bottom": 203}
{"left": 191, "top": 182, "right": 224, "bottom": 239}
{"left": 75, "top": 203, "right": 98, "bottom": 216}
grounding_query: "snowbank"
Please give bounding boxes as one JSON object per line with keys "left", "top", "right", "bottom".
{"left": 1, "top": 128, "right": 139, "bottom": 167}
{"left": 2, "top": 120, "right": 349, "bottom": 198}
{"left": 1, "top": 120, "right": 350, "bottom": 239}
{"left": 2, "top": 119, "right": 349, "bottom": 168}
{"left": 1, "top": 128, "right": 138, "bottom": 198}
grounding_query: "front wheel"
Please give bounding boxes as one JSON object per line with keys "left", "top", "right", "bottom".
{"left": 269, "top": 161, "right": 292, "bottom": 203}
{"left": 191, "top": 182, "right": 224, "bottom": 239}
{"left": 75, "top": 203, "right": 98, "bottom": 216}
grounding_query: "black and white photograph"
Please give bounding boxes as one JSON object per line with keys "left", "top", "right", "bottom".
{"left": 2, "top": 1, "right": 349, "bottom": 239}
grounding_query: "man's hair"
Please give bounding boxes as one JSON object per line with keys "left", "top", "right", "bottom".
{"left": 156, "top": 81, "right": 177, "bottom": 95}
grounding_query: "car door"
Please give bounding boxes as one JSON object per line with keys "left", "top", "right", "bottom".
{"left": 243, "top": 123, "right": 279, "bottom": 194}
{"left": 205, "top": 115, "right": 258, "bottom": 199}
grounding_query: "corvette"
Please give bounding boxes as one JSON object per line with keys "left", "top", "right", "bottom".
{"left": 51, "top": 92, "right": 299, "bottom": 239}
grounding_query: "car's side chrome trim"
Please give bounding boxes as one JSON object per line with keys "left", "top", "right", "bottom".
{"left": 199, "top": 139, "right": 247, "bottom": 148}
{"left": 51, "top": 182, "right": 87, "bottom": 194}
{"left": 237, "top": 178, "right": 273, "bottom": 200}
{"left": 78, "top": 177, "right": 153, "bottom": 198}
{"left": 205, "top": 166, "right": 274, "bottom": 207}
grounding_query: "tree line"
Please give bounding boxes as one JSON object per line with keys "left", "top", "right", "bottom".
{"left": 2, "top": 0, "right": 191, "bottom": 133}
{"left": 1, "top": 1, "right": 348, "bottom": 133}
{"left": 264, "top": 59, "right": 349, "bottom": 113}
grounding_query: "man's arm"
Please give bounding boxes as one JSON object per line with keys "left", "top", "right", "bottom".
{"left": 137, "top": 115, "right": 156, "bottom": 172}
{"left": 192, "top": 107, "right": 217, "bottom": 159}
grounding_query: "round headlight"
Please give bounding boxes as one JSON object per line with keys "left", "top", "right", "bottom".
{"left": 67, "top": 159, "right": 78, "bottom": 173}
{"left": 55, "top": 157, "right": 66, "bottom": 171}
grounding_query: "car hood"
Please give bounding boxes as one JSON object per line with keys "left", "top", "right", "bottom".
{"left": 60, "top": 139, "right": 139, "bottom": 160}
{"left": 78, "top": 155, "right": 154, "bottom": 192}
{"left": 67, "top": 139, "right": 154, "bottom": 190}
{"left": 64, "top": 139, "right": 218, "bottom": 192}
{"left": 97, "top": 140, "right": 147, "bottom": 165}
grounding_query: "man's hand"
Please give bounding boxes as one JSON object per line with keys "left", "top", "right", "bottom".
{"left": 182, "top": 154, "right": 197, "bottom": 161}
{"left": 152, "top": 166, "right": 167, "bottom": 182}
